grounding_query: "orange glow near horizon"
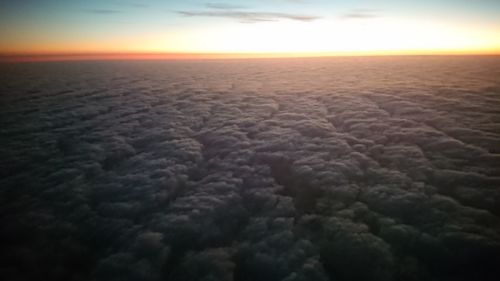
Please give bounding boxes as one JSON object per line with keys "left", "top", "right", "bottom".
{"left": 2, "top": 0, "right": 500, "bottom": 63}
{"left": 2, "top": 48, "right": 500, "bottom": 63}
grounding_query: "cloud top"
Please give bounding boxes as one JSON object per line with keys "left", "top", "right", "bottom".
{"left": 1, "top": 56, "right": 500, "bottom": 281}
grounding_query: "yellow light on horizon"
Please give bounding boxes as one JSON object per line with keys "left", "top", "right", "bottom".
{"left": 1, "top": 17, "right": 499, "bottom": 58}
{"left": 151, "top": 17, "right": 500, "bottom": 55}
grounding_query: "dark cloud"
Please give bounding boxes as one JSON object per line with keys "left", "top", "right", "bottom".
{"left": 1, "top": 57, "right": 500, "bottom": 280}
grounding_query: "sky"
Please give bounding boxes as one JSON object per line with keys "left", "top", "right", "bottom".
{"left": 1, "top": 0, "right": 500, "bottom": 58}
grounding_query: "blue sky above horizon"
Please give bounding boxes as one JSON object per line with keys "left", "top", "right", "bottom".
{"left": 1, "top": 0, "right": 500, "bottom": 55}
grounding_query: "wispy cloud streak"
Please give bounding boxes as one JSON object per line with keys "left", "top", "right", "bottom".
{"left": 178, "top": 2, "right": 319, "bottom": 23}
{"left": 178, "top": 10, "right": 320, "bottom": 23}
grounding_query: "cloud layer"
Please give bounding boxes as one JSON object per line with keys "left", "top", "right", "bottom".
{"left": 1, "top": 56, "right": 500, "bottom": 281}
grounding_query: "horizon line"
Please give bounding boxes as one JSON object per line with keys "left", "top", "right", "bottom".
{"left": 2, "top": 50, "right": 500, "bottom": 63}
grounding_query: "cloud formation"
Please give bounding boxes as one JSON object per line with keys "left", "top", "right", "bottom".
{"left": 1, "top": 56, "right": 500, "bottom": 280}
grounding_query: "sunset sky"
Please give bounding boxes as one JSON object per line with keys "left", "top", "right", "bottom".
{"left": 1, "top": 0, "right": 500, "bottom": 59}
